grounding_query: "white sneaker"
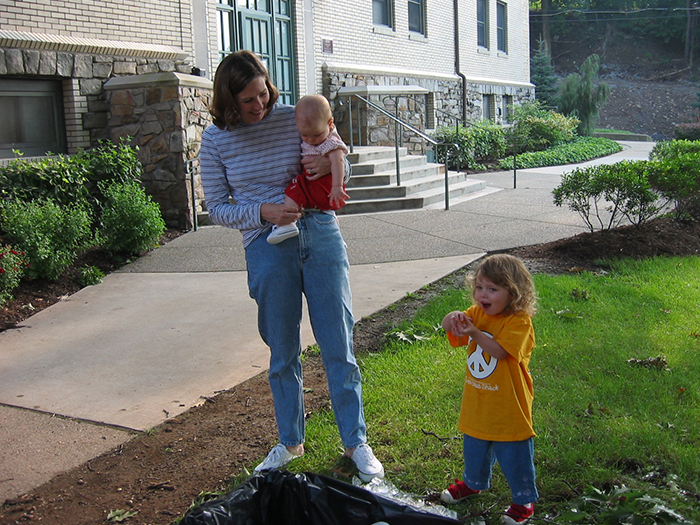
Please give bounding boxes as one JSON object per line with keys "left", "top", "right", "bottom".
{"left": 254, "top": 443, "right": 302, "bottom": 473}
{"left": 267, "top": 223, "right": 299, "bottom": 244}
{"left": 350, "top": 443, "right": 384, "bottom": 482}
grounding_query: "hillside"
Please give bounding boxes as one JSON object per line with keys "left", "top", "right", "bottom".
{"left": 542, "top": 28, "right": 700, "bottom": 140}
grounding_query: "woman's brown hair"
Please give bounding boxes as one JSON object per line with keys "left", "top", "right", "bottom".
{"left": 210, "top": 50, "right": 280, "bottom": 130}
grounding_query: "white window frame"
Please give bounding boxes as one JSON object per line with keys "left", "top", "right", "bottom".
{"left": 502, "top": 95, "right": 513, "bottom": 123}
{"left": 408, "top": 0, "right": 426, "bottom": 35}
{"left": 373, "top": 0, "right": 395, "bottom": 29}
{"left": 497, "top": 1, "right": 508, "bottom": 53}
{"left": 483, "top": 94, "right": 494, "bottom": 120}
{"left": 477, "top": 0, "right": 489, "bottom": 49}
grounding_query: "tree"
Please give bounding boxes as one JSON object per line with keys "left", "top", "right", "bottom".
{"left": 685, "top": 0, "right": 698, "bottom": 67}
{"left": 541, "top": 0, "right": 553, "bottom": 54}
{"left": 557, "top": 54, "right": 610, "bottom": 136}
{"left": 529, "top": 0, "right": 694, "bottom": 56}
{"left": 529, "top": 0, "right": 553, "bottom": 54}
{"left": 530, "top": 39, "right": 559, "bottom": 107}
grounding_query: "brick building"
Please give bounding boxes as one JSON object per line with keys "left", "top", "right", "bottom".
{"left": 0, "top": 0, "right": 533, "bottom": 228}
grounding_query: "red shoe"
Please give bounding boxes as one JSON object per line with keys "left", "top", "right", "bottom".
{"left": 502, "top": 503, "right": 534, "bottom": 524}
{"left": 440, "top": 479, "right": 481, "bottom": 504}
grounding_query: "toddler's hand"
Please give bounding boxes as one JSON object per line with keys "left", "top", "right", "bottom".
{"left": 450, "top": 312, "right": 472, "bottom": 337}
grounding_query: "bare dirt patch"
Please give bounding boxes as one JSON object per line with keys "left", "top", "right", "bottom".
{"left": 548, "top": 29, "right": 700, "bottom": 140}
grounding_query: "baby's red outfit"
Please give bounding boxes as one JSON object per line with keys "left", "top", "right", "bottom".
{"left": 285, "top": 128, "right": 348, "bottom": 211}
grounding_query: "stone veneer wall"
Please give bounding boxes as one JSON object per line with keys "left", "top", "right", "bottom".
{"left": 104, "top": 73, "right": 212, "bottom": 230}
{"left": 323, "top": 63, "right": 534, "bottom": 155}
{"left": 0, "top": 33, "right": 213, "bottom": 229}
{"left": 0, "top": 35, "right": 192, "bottom": 152}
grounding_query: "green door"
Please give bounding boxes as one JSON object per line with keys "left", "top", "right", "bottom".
{"left": 218, "top": 0, "right": 296, "bottom": 104}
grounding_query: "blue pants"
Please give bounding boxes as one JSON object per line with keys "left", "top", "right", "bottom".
{"left": 245, "top": 211, "right": 366, "bottom": 448}
{"left": 462, "top": 434, "right": 539, "bottom": 505}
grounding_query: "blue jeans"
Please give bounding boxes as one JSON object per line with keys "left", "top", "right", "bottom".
{"left": 462, "top": 434, "right": 539, "bottom": 505}
{"left": 245, "top": 211, "right": 366, "bottom": 449}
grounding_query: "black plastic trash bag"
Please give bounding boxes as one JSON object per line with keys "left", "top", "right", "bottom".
{"left": 182, "top": 470, "right": 463, "bottom": 525}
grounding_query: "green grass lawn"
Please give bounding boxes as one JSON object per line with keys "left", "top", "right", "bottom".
{"left": 211, "top": 256, "right": 699, "bottom": 524}
{"left": 594, "top": 128, "right": 635, "bottom": 134}
{"left": 276, "top": 256, "right": 700, "bottom": 524}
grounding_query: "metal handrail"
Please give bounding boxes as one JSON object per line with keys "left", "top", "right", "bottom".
{"left": 186, "top": 154, "right": 200, "bottom": 231}
{"left": 432, "top": 104, "right": 466, "bottom": 135}
{"left": 342, "top": 93, "right": 459, "bottom": 210}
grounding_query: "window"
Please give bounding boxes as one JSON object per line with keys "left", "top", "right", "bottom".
{"left": 497, "top": 1, "right": 508, "bottom": 53}
{"left": 425, "top": 92, "right": 436, "bottom": 129}
{"left": 477, "top": 0, "right": 488, "bottom": 48}
{"left": 502, "top": 95, "right": 513, "bottom": 123}
{"left": 373, "top": 0, "right": 394, "bottom": 28}
{"left": 0, "top": 79, "right": 67, "bottom": 158}
{"left": 483, "top": 95, "right": 494, "bottom": 120}
{"left": 217, "top": 0, "right": 237, "bottom": 62}
{"left": 216, "top": 0, "right": 296, "bottom": 104}
{"left": 408, "top": 0, "right": 425, "bottom": 35}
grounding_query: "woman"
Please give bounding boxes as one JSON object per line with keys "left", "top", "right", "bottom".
{"left": 199, "top": 50, "right": 384, "bottom": 482}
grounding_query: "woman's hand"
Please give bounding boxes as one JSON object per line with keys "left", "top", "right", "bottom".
{"left": 260, "top": 203, "right": 301, "bottom": 226}
{"left": 301, "top": 154, "right": 332, "bottom": 181}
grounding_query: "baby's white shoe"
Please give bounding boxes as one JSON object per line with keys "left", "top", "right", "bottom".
{"left": 267, "top": 223, "right": 299, "bottom": 244}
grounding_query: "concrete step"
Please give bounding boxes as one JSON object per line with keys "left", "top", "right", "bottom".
{"left": 416, "top": 177, "right": 488, "bottom": 208}
{"left": 351, "top": 154, "right": 428, "bottom": 175}
{"left": 346, "top": 166, "right": 452, "bottom": 200}
{"left": 196, "top": 174, "right": 487, "bottom": 222}
{"left": 346, "top": 146, "right": 408, "bottom": 164}
{"left": 348, "top": 161, "right": 445, "bottom": 188}
{"left": 338, "top": 171, "right": 486, "bottom": 215}
{"left": 196, "top": 146, "right": 485, "bottom": 222}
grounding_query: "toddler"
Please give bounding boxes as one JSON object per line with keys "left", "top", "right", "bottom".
{"left": 441, "top": 254, "right": 538, "bottom": 525}
{"left": 267, "top": 94, "right": 349, "bottom": 244}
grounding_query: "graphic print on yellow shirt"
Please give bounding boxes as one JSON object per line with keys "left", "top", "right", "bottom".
{"left": 447, "top": 305, "right": 535, "bottom": 442}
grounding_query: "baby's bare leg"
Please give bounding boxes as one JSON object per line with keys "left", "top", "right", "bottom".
{"left": 268, "top": 195, "right": 301, "bottom": 245}
{"left": 284, "top": 194, "right": 300, "bottom": 210}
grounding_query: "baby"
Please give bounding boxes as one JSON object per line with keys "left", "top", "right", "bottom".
{"left": 267, "top": 94, "right": 349, "bottom": 244}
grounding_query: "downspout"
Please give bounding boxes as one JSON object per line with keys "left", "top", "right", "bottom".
{"left": 454, "top": 0, "right": 467, "bottom": 123}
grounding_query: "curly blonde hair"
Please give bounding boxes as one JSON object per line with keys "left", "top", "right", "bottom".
{"left": 467, "top": 254, "right": 537, "bottom": 317}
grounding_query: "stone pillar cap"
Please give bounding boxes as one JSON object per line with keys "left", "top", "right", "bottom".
{"left": 104, "top": 72, "right": 212, "bottom": 91}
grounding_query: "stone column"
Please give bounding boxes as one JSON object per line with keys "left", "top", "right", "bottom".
{"left": 104, "top": 73, "right": 212, "bottom": 230}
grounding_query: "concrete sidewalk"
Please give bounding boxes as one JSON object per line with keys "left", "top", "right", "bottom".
{"left": 0, "top": 141, "right": 655, "bottom": 503}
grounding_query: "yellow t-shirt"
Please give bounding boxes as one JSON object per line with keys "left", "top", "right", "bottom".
{"left": 447, "top": 305, "right": 536, "bottom": 442}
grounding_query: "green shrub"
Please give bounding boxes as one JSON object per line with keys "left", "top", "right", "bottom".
{"left": 98, "top": 181, "right": 166, "bottom": 255}
{"left": 432, "top": 120, "right": 506, "bottom": 170}
{"left": 507, "top": 101, "right": 579, "bottom": 153}
{"left": 649, "top": 139, "right": 700, "bottom": 160}
{"left": 0, "top": 245, "right": 28, "bottom": 305}
{"left": 557, "top": 54, "right": 610, "bottom": 137}
{"left": 79, "top": 265, "right": 105, "bottom": 286}
{"left": 647, "top": 140, "right": 700, "bottom": 219}
{"left": 499, "top": 137, "right": 622, "bottom": 170}
{"left": 468, "top": 119, "right": 507, "bottom": 160}
{"left": 552, "top": 161, "right": 663, "bottom": 231}
{"left": 75, "top": 140, "right": 143, "bottom": 207}
{"left": 0, "top": 140, "right": 144, "bottom": 219}
{"left": 0, "top": 154, "right": 90, "bottom": 207}
{"left": 0, "top": 199, "right": 94, "bottom": 280}
{"left": 674, "top": 122, "right": 700, "bottom": 141}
